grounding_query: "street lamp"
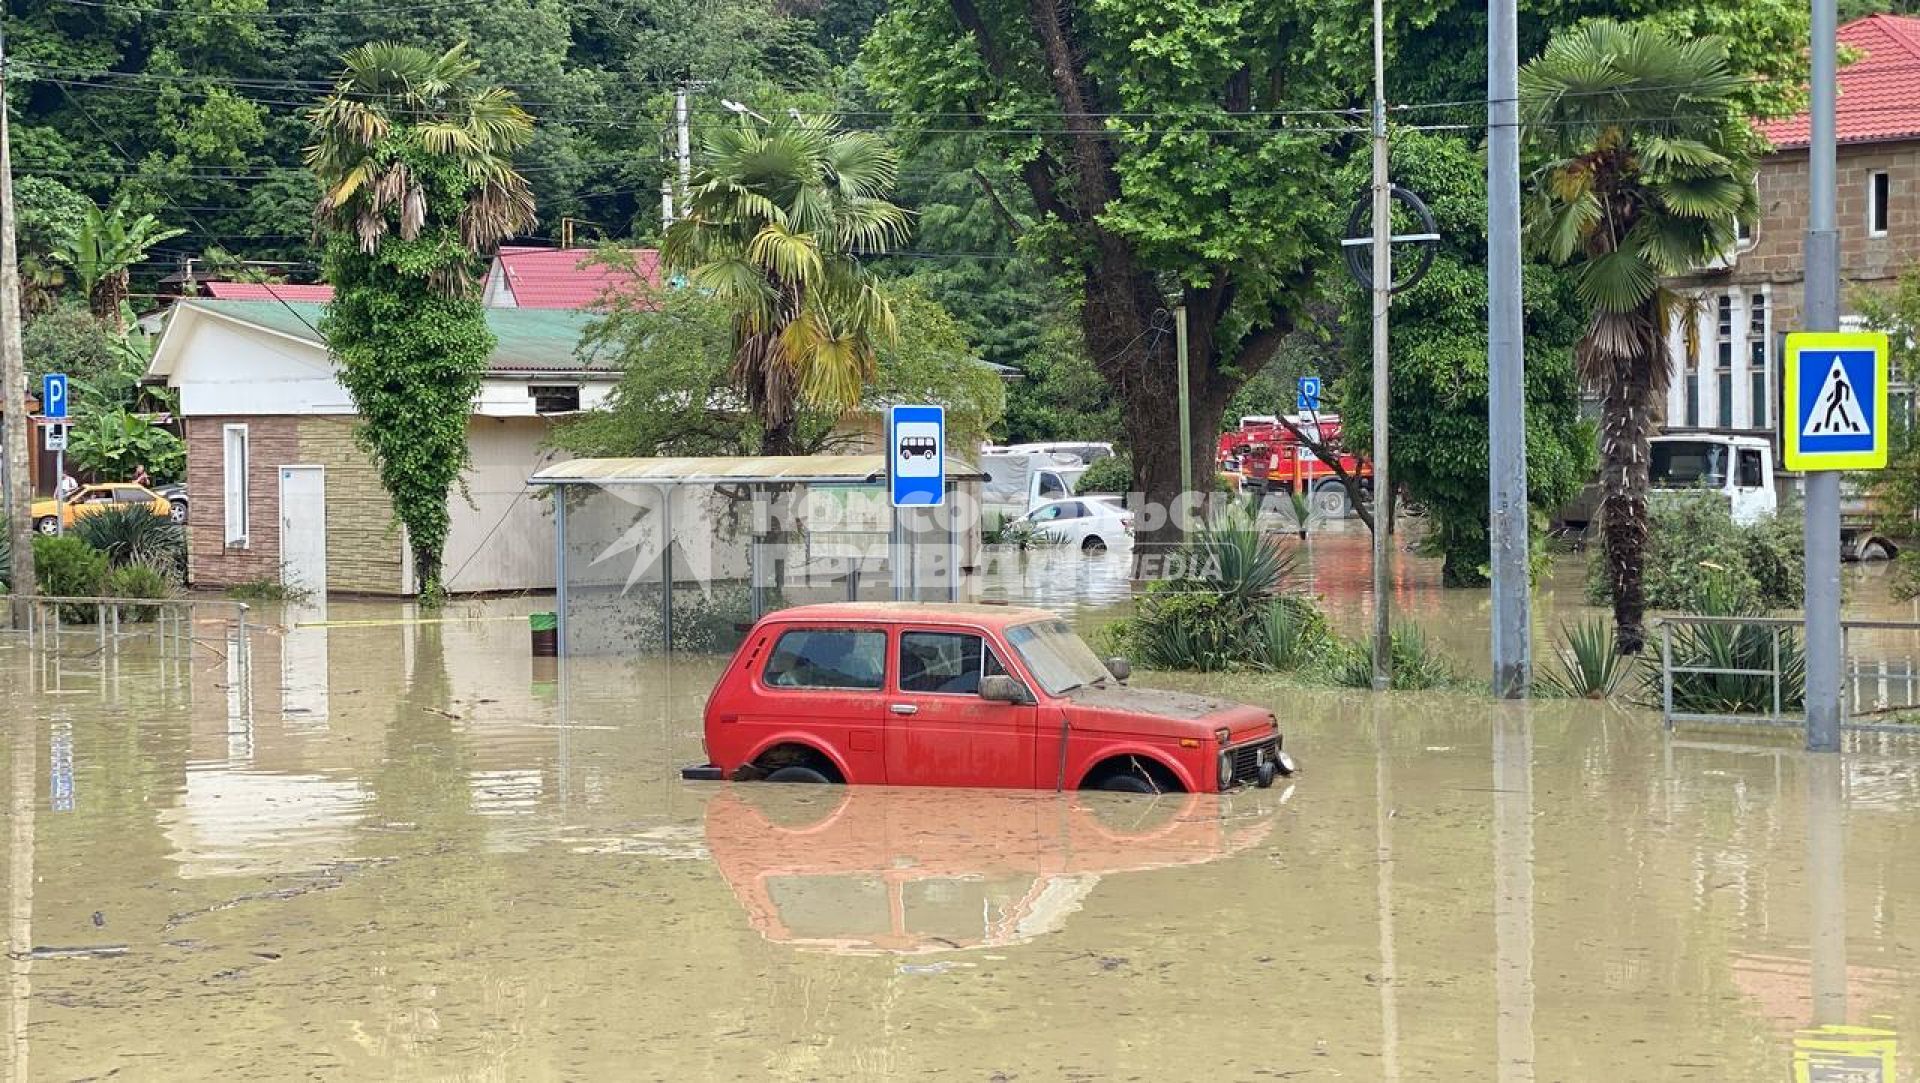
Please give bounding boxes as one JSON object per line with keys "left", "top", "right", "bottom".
{"left": 720, "top": 99, "right": 769, "bottom": 123}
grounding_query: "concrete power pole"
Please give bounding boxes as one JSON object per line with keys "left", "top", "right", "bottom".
{"left": 675, "top": 84, "right": 692, "bottom": 217}
{"left": 1368, "top": 0, "right": 1394, "bottom": 691}
{"left": 1805, "top": 0, "right": 1842, "bottom": 751}
{"left": 1486, "top": 0, "right": 1531, "bottom": 698}
{"left": 0, "top": 16, "right": 35, "bottom": 622}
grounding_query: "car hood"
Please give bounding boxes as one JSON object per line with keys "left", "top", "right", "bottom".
{"left": 1061, "top": 685, "right": 1273, "bottom": 740}
{"left": 1064, "top": 685, "right": 1241, "bottom": 719}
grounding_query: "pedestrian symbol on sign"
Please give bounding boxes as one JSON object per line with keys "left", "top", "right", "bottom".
{"left": 1804, "top": 358, "right": 1865, "bottom": 436}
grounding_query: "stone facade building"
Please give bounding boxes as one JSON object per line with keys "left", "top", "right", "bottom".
{"left": 1667, "top": 13, "right": 1920, "bottom": 434}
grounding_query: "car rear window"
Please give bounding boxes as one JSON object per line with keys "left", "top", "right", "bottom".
{"left": 763, "top": 629, "right": 887, "bottom": 690}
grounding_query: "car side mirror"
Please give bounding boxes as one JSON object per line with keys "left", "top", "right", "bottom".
{"left": 979, "top": 675, "right": 1032, "bottom": 705}
{"left": 1105, "top": 657, "right": 1132, "bottom": 683}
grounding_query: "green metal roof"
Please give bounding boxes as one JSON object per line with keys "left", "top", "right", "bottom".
{"left": 185, "top": 299, "right": 614, "bottom": 374}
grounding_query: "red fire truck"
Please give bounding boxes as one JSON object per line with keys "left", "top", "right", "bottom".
{"left": 1217, "top": 415, "right": 1372, "bottom": 517}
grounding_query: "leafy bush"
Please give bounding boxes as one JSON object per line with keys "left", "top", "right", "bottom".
{"left": 104, "top": 560, "right": 176, "bottom": 622}
{"left": 1107, "top": 503, "right": 1330, "bottom": 672}
{"left": 1537, "top": 618, "right": 1633, "bottom": 699}
{"left": 65, "top": 409, "right": 185, "bottom": 484}
{"left": 1588, "top": 490, "right": 1803, "bottom": 613}
{"left": 32, "top": 534, "right": 108, "bottom": 621}
{"left": 1325, "top": 623, "right": 1457, "bottom": 691}
{"left": 74, "top": 505, "right": 184, "bottom": 578}
{"left": 1075, "top": 453, "right": 1132, "bottom": 495}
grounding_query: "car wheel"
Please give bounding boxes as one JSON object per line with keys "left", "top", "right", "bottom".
{"left": 34, "top": 517, "right": 58, "bottom": 535}
{"left": 1097, "top": 772, "right": 1157, "bottom": 794}
{"left": 169, "top": 502, "right": 188, "bottom": 524}
{"left": 1312, "top": 481, "right": 1351, "bottom": 519}
{"left": 764, "top": 765, "right": 832, "bottom": 784}
{"left": 1081, "top": 535, "right": 1106, "bottom": 552}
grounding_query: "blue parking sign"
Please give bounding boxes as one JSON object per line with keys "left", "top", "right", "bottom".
{"left": 888, "top": 404, "right": 945, "bottom": 507}
{"left": 42, "top": 373, "right": 68, "bottom": 419}
{"left": 1296, "top": 376, "right": 1322, "bottom": 412}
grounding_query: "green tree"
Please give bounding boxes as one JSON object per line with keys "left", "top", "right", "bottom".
{"left": 1854, "top": 267, "right": 1920, "bottom": 595}
{"left": 307, "top": 42, "right": 537, "bottom": 602}
{"left": 555, "top": 280, "right": 1003, "bottom": 457}
{"left": 663, "top": 113, "right": 910, "bottom": 455}
{"left": 864, "top": 0, "right": 1362, "bottom": 539}
{"left": 1337, "top": 132, "right": 1592, "bottom": 586}
{"left": 54, "top": 195, "right": 185, "bottom": 331}
{"left": 1521, "top": 20, "right": 1760, "bottom": 654}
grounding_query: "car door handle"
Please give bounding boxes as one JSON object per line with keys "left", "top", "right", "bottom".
{"left": 889, "top": 703, "right": 918, "bottom": 716}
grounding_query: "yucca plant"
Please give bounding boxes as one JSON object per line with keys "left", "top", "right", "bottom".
{"left": 1253, "top": 595, "right": 1324, "bottom": 672}
{"left": 1327, "top": 623, "right": 1456, "bottom": 690}
{"left": 1639, "top": 575, "right": 1805, "bottom": 715}
{"left": 74, "top": 505, "right": 184, "bottom": 578}
{"left": 1179, "top": 499, "right": 1294, "bottom": 604}
{"left": 1538, "top": 618, "right": 1634, "bottom": 699}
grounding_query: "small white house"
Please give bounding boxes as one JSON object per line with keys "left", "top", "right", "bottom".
{"left": 147, "top": 299, "right": 618, "bottom": 596}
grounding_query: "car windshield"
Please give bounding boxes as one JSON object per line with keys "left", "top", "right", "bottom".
{"left": 1006, "top": 618, "right": 1111, "bottom": 695}
{"left": 1650, "top": 441, "right": 1729, "bottom": 489}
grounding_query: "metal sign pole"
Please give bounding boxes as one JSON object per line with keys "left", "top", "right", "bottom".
{"left": 1805, "top": 0, "right": 1842, "bottom": 752}
{"left": 51, "top": 444, "right": 62, "bottom": 536}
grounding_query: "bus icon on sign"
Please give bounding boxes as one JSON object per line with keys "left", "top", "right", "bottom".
{"left": 899, "top": 436, "right": 938, "bottom": 460}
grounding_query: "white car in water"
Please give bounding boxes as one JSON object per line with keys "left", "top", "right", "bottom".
{"left": 1019, "top": 496, "right": 1134, "bottom": 551}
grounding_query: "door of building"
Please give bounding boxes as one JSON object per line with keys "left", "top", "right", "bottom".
{"left": 278, "top": 465, "right": 327, "bottom": 597}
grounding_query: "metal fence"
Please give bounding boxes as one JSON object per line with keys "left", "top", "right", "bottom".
{"left": 2, "top": 593, "right": 250, "bottom": 660}
{"left": 1656, "top": 614, "right": 1920, "bottom": 737}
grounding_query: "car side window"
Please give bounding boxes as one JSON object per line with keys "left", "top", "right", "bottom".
{"left": 1031, "top": 504, "right": 1062, "bottom": 522}
{"left": 1039, "top": 472, "right": 1066, "bottom": 498}
{"left": 763, "top": 629, "right": 887, "bottom": 690}
{"left": 113, "top": 487, "right": 148, "bottom": 504}
{"left": 899, "top": 631, "right": 1007, "bottom": 695}
{"left": 1737, "top": 449, "right": 1764, "bottom": 489}
{"left": 82, "top": 489, "right": 113, "bottom": 504}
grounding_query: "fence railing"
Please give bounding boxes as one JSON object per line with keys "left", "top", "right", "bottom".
{"left": 1656, "top": 614, "right": 1920, "bottom": 737}
{"left": 1, "top": 593, "right": 251, "bottom": 661}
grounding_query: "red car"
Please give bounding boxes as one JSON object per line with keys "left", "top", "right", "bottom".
{"left": 682, "top": 602, "right": 1296, "bottom": 792}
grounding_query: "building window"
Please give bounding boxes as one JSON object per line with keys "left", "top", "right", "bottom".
{"left": 1716, "top": 295, "right": 1734, "bottom": 429}
{"left": 1748, "top": 293, "right": 1769, "bottom": 429}
{"left": 1870, "top": 171, "right": 1890, "bottom": 237}
{"left": 222, "top": 424, "right": 249, "bottom": 547}
{"left": 530, "top": 385, "right": 581, "bottom": 414}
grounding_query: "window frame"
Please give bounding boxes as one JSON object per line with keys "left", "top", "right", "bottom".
{"left": 896, "top": 629, "right": 1009, "bottom": 697}
{"left": 1870, "top": 170, "right": 1891, "bottom": 238}
{"left": 759, "top": 626, "right": 889, "bottom": 692}
{"left": 529, "top": 384, "right": 582, "bottom": 414}
{"left": 222, "top": 423, "right": 250, "bottom": 548}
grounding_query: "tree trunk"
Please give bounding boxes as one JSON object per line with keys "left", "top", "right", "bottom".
{"left": 760, "top": 413, "right": 799, "bottom": 456}
{"left": 413, "top": 541, "right": 445, "bottom": 607}
{"left": 1593, "top": 308, "right": 1664, "bottom": 656}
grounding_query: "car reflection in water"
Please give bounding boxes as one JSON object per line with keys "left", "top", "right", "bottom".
{"left": 705, "top": 784, "right": 1283, "bottom": 955}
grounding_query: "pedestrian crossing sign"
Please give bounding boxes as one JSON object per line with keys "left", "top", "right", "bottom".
{"left": 1783, "top": 331, "right": 1889, "bottom": 472}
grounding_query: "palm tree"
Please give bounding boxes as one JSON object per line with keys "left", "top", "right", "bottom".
{"left": 305, "top": 41, "right": 535, "bottom": 288}
{"left": 1521, "top": 20, "right": 1759, "bottom": 655}
{"left": 663, "top": 114, "right": 909, "bottom": 455}
{"left": 53, "top": 196, "right": 185, "bottom": 331}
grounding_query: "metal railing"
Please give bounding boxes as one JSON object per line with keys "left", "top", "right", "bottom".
{"left": 1657, "top": 614, "right": 1920, "bottom": 737}
{"left": 1657, "top": 615, "right": 1801, "bottom": 730}
{"left": 2, "top": 593, "right": 250, "bottom": 660}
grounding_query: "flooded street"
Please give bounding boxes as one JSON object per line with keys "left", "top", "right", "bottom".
{"left": 6, "top": 547, "right": 1920, "bottom": 1080}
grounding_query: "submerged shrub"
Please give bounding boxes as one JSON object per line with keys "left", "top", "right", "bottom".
{"left": 75, "top": 505, "right": 184, "bottom": 578}
{"left": 1640, "top": 574, "right": 1804, "bottom": 716}
{"left": 104, "top": 560, "right": 177, "bottom": 622}
{"left": 1537, "top": 618, "right": 1633, "bottom": 699}
{"left": 32, "top": 534, "right": 108, "bottom": 622}
{"left": 1324, "top": 623, "right": 1457, "bottom": 691}
{"left": 1588, "top": 490, "right": 1803, "bottom": 613}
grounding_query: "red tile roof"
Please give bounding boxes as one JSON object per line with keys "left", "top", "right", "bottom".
{"left": 203, "top": 281, "right": 336, "bottom": 302}
{"left": 493, "top": 246, "right": 661, "bottom": 309}
{"left": 1761, "top": 14, "right": 1920, "bottom": 148}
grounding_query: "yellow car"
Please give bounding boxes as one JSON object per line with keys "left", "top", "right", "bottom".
{"left": 31, "top": 484, "right": 173, "bottom": 534}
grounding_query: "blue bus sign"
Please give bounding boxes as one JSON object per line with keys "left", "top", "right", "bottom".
{"left": 888, "top": 404, "right": 945, "bottom": 507}
{"left": 42, "top": 373, "right": 68, "bottom": 419}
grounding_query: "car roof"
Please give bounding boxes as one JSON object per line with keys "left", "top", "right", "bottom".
{"left": 760, "top": 602, "right": 1062, "bottom": 628}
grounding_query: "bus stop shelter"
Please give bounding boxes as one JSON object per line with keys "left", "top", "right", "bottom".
{"left": 529, "top": 455, "right": 984, "bottom": 656}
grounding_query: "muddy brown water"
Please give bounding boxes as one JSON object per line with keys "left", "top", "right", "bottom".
{"left": 6, "top": 534, "right": 1920, "bottom": 1080}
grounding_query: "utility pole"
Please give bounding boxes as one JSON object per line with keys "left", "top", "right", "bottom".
{"left": 660, "top": 180, "right": 674, "bottom": 231}
{"left": 1486, "top": 0, "right": 1531, "bottom": 698}
{"left": 675, "top": 84, "right": 692, "bottom": 218}
{"left": 1368, "top": 0, "right": 1393, "bottom": 691}
{"left": 0, "top": 13, "right": 35, "bottom": 622}
{"left": 1174, "top": 305, "right": 1192, "bottom": 496}
{"left": 1805, "top": 0, "right": 1842, "bottom": 752}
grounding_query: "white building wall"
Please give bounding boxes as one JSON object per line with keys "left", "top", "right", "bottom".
{"left": 445, "top": 417, "right": 567, "bottom": 594}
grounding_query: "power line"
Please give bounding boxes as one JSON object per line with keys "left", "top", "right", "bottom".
{"left": 43, "top": 0, "right": 498, "bottom": 20}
